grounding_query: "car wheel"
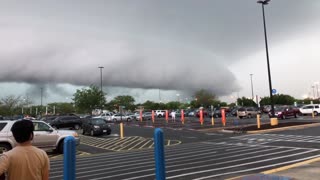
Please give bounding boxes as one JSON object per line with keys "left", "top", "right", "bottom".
{"left": 82, "top": 129, "right": 86, "bottom": 135}
{"left": 74, "top": 124, "right": 80, "bottom": 130}
{"left": 314, "top": 111, "right": 318, "bottom": 116}
{"left": 107, "top": 130, "right": 111, "bottom": 135}
{"left": 57, "top": 141, "right": 64, "bottom": 154}
{"left": 248, "top": 114, "right": 252, "bottom": 118}
{"left": 90, "top": 130, "right": 95, "bottom": 136}
{"left": 294, "top": 113, "right": 297, "bottom": 118}
{"left": 282, "top": 115, "right": 286, "bottom": 119}
{"left": 0, "top": 143, "right": 12, "bottom": 153}
{"left": 239, "top": 116, "right": 243, "bottom": 119}
{"left": 127, "top": 118, "right": 131, "bottom": 122}
{"left": 113, "top": 119, "right": 117, "bottom": 122}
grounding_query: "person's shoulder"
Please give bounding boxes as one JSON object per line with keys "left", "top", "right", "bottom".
{"left": 30, "top": 146, "right": 47, "bottom": 155}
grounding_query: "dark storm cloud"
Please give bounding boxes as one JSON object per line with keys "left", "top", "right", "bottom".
{"left": 0, "top": 0, "right": 317, "bottom": 97}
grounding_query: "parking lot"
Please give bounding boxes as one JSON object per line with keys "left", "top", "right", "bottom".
{"left": 48, "top": 120, "right": 320, "bottom": 179}
{"left": 47, "top": 114, "right": 320, "bottom": 157}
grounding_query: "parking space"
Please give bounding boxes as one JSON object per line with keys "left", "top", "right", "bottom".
{"left": 47, "top": 150, "right": 91, "bottom": 159}
{"left": 123, "top": 114, "right": 320, "bottom": 131}
{"left": 49, "top": 138, "right": 320, "bottom": 180}
{"left": 79, "top": 134, "right": 181, "bottom": 151}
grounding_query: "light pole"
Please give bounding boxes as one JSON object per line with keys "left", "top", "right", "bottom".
{"left": 98, "top": 66, "right": 104, "bottom": 110}
{"left": 176, "top": 93, "right": 180, "bottom": 102}
{"left": 250, "top": 74, "right": 254, "bottom": 101}
{"left": 257, "top": 0, "right": 275, "bottom": 117}
{"left": 40, "top": 88, "right": 43, "bottom": 114}
{"left": 312, "top": 85, "right": 315, "bottom": 100}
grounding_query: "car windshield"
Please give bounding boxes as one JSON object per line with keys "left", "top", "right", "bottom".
{"left": 91, "top": 119, "right": 106, "bottom": 125}
{"left": 275, "top": 107, "right": 286, "bottom": 111}
{"left": 238, "top": 108, "right": 246, "bottom": 111}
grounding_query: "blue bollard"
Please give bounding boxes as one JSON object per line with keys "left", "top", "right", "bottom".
{"left": 63, "top": 136, "right": 76, "bottom": 180}
{"left": 154, "top": 128, "right": 166, "bottom": 180}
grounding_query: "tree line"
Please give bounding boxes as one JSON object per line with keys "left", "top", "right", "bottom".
{"left": 0, "top": 85, "right": 318, "bottom": 117}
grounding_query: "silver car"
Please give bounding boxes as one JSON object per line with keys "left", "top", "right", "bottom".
{"left": 111, "top": 114, "right": 132, "bottom": 122}
{"left": 0, "top": 120, "right": 80, "bottom": 154}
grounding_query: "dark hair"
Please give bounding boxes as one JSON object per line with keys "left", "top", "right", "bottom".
{"left": 11, "top": 120, "right": 34, "bottom": 143}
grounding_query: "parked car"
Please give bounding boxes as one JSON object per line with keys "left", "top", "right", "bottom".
{"left": 126, "top": 113, "right": 137, "bottom": 120}
{"left": 268, "top": 106, "right": 297, "bottom": 119}
{"left": 47, "top": 115, "right": 82, "bottom": 130}
{"left": 299, "top": 104, "right": 320, "bottom": 116}
{"left": 82, "top": 118, "right": 111, "bottom": 136}
{"left": 155, "top": 110, "right": 166, "bottom": 117}
{"left": 212, "top": 108, "right": 231, "bottom": 118}
{"left": 196, "top": 110, "right": 208, "bottom": 117}
{"left": 94, "top": 112, "right": 113, "bottom": 122}
{"left": 237, "top": 107, "right": 260, "bottom": 119}
{"left": 188, "top": 111, "right": 196, "bottom": 117}
{"left": 111, "top": 114, "right": 131, "bottom": 122}
{"left": 0, "top": 120, "right": 80, "bottom": 153}
{"left": 40, "top": 115, "right": 58, "bottom": 123}
{"left": 142, "top": 112, "right": 153, "bottom": 120}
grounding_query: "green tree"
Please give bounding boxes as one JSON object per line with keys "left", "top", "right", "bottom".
{"left": 260, "top": 94, "right": 295, "bottom": 105}
{"left": 1, "top": 95, "right": 22, "bottom": 116}
{"left": 73, "top": 85, "right": 106, "bottom": 113}
{"left": 165, "top": 101, "right": 181, "bottom": 110}
{"left": 296, "top": 98, "right": 320, "bottom": 105}
{"left": 107, "top": 95, "right": 136, "bottom": 111}
{"left": 141, "top": 101, "right": 160, "bottom": 110}
{"left": 259, "top": 96, "right": 271, "bottom": 106}
{"left": 237, "top": 97, "right": 257, "bottom": 107}
{"left": 47, "top": 102, "right": 75, "bottom": 114}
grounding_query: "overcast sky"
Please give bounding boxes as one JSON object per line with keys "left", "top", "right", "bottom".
{"left": 0, "top": 0, "right": 320, "bottom": 104}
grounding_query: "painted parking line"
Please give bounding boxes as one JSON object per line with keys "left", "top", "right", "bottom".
{"left": 47, "top": 150, "right": 90, "bottom": 159}
{"left": 231, "top": 133, "right": 320, "bottom": 145}
{"left": 48, "top": 141, "right": 320, "bottom": 180}
{"left": 80, "top": 135, "right": 181, "bottom": 151}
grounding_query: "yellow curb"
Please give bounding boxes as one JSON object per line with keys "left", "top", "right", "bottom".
{"left": 247, "top": 123, "right": 320, "bottom": 134}
{"left": 262, "top": 157, "right": 320, "bottom": 174}
{"left": 225, "top": 157, "right": 320, "bottom": 180}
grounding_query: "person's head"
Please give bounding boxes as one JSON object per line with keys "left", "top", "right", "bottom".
{"left": 11, "top": 120, "right": 34, "bottom": 143}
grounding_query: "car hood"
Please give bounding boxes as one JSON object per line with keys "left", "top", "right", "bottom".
{"left": 56, "top": 130, "right": 77, "bottom": 135}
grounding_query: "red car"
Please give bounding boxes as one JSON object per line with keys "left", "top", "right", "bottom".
{"left": 196, "top": 110, "right": 208, "bottom": 117}
{"left": 268, "top": 106, "right": 297, "bottom": 119}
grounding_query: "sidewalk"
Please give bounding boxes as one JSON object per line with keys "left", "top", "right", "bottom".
{"left": 230, "top": 158, "right": 320, "bottom": 180}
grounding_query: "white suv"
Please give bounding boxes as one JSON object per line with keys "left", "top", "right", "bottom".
{"left": 155, "top": 110, "right": 166, "bottom": 117}
{"left": 299, "top": 104, "right": 320, "bottom": 116}
{"left": 0, "top": 120, "right": 80, "bottom": 154}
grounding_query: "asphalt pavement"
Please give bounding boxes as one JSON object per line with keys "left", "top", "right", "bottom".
{"left": 47, "top": 115, "right": 320, "bottom": 179}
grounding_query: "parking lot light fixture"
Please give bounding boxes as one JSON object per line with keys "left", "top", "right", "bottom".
{"left": 257, "top": 0, "right": 275, "bottom": 117}
{"left": 98, "top": 66, "right": 104, "bottom": 110}
{"left": 250, "top": 74, "right": 254, "bottom": 101}
{"left": 312, "top": 85, "right": 315, "bottom": 100}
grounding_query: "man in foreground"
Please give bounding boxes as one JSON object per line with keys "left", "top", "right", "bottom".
{"left": 0, "top": 120, "right": 50, "bottom": 180}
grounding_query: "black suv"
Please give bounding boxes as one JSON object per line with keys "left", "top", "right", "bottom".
{"left": 49, "top": 116, "right": 82, "bottom": 130}
{"left": 82, "top": 118, "right": 111, "bottom": 136}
